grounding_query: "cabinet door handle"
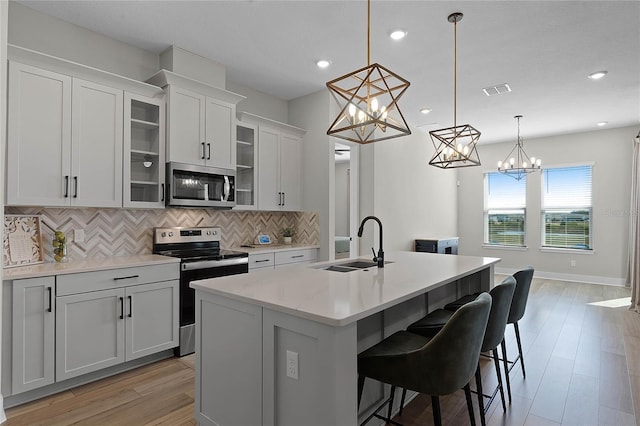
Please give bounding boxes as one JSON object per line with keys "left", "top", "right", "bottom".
{"left": 64, "top": 176, "right": 69, "bottom": 198}
{"left": 161, "top": 184, "right": 165, "bottom": 202}
{"left": 73, "top": 176, "right": 78, "bottom": 198}
{"left": 282, "top": 192, "right": 285, "bottom": 206}
{"left": 278, "top": 192, "right": 282, "bottom": 206}
{"left": 201, "top": 142, "right": 206, "bottom": 159}
{"left": 113, "top": 275, "right": 139, "bottom": 281}
{"left": 119, "top": 297, "right": 124, "bottom": 320}
{"left": 128, "top": 295, "right": 132, "bottom": 318}
{"left": 207, "top": 143, "right": 211, "bottom": 160}
{"left": 47, "top": 286, "right": 52, "bottom": 313}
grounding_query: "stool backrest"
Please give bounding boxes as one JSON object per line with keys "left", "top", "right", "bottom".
{"left": 408, "top": 293, "right": 492, "bottom": 396}
{"left": 482, "top": 276, "right": 516, "bottom": 352}
{"left": 508, "top": 266, "right": 534, "bottom": 324}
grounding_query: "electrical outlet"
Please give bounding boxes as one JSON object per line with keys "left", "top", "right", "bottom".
{"left": 286, "top": 350, "right": 299, "bottom": 380}
{"left": 570, "top": 259, "right": 576, "bottom": 267}
{"left": 73, "top": 229, "right": 85, "bottom": 243}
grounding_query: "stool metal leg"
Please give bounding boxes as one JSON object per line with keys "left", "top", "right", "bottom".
{"left": 500, "top": 339, "right": 512, "bottom": 403}
{"left": 398, "top": 388, "right": 407, "bottom": 416}
{"left": 357, "top": 375, "right": 365, "bottom": 409}
{"left": 387, "top": 385, "right": 395, "bottom": 423}
{"left": 464, "top": 384, "right": 476, "bottom": 426}
{"left": 492, "top": 348, "right": 506, "bottom": 412}
{"left": 431, "top": 396, "right": 442, "bottom": 426}
{"left": 513, "top": 322, "right": 526, "bottom": 378}
{"left": 474, "top": 365, "right": 486, "bottom": 426}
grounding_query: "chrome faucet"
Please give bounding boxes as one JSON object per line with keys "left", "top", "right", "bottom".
{"left": 357, "top": 216, "right": 384, "bottom": 268}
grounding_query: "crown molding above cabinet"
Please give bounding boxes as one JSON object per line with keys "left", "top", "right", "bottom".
{"left": 146, "top": 69, "right": 245, "bottom": 105}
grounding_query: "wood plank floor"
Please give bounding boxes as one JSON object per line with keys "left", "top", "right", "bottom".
{"left": 4, "top": 276, "right": 639, "bottom": 425}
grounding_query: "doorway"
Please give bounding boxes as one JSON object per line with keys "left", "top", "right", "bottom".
{"left": 334, "top": 142, "right": 359, "bottom": 259}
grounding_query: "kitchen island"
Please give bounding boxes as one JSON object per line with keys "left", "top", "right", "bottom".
{"left": 190, "top": 251, "right": 500, "bottom": 426}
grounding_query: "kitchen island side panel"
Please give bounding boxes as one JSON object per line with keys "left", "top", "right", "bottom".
{"left": 195, "top": 292, "right": 262, "bottom": 426}
{"left": 262, "top": 308, "right": 358, "bottom": 426}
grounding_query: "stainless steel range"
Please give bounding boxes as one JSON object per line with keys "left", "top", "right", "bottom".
{"left": 152, "top": 226, "right": 248, "bottom": 356}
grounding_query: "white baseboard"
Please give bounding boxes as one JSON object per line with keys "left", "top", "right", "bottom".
{"left": 0, "top": 394, "right": 6, "bottom": 424}
{"left": 494, "top": 267, "right": 627, "bottom": 287}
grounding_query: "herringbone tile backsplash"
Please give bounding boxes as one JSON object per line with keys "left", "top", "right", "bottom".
{"left": 5, "top": 207, "right": 319, "bottom": 262}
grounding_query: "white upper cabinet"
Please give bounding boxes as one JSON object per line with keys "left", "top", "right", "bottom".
{"left": 240, "top": 113, "right": 305, "bottom": 212}
{"left": 7, "top": 62, "right": 72, "bottom": 206}
{"left": 6, "top": 46, "right": 165, "bottom": 208}
{"left": 147, "top": 70, "right": 244, "bottom": 171}
{"left": 71, "top": 78, "right": 123, "bottom": 207}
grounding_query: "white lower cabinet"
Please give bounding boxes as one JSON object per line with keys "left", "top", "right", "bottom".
{"left": 55, "top": 266, "right": 179, "bottom": 382}
{"left": 11, "top": 277, "right": 55, "bottom": 394}
{"left": 248, "top": 248, "right": 318, "bottom": 273}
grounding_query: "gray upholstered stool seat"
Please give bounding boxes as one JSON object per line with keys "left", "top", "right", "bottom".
{"left": 403, "top": 278, "right": 516, "bottom": 426}
{"left": 444, "top": 293, "right": 478, "bottom": 311}
{"left": 358, "top": 293, "right": 492, "bottom": 426}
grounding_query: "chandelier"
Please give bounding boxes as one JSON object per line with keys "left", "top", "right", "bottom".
{"left": 428, "top": 12, "right": 481, "bottom": 168}
{"left": 498, "top": 115, "right": 541, "bottom": 180}
{"left": 326, "top": 0, "right": 411, "bottom": 144}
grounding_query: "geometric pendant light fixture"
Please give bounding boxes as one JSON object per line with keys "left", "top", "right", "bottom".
{"left": 326, "top": 0, "right": 411, "bottom": 144}
{"left": 498, "top": 115, "right": 541, "bottom": 180}
{"left": 428, "top": 12, "right": 481, "bottom": 168}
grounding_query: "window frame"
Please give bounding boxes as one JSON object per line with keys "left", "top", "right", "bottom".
{"left": 540, "top": 163, "right": 593, "bottom": 251}
{"left": 483, "top": 171, "right": 527, "bottom": 248}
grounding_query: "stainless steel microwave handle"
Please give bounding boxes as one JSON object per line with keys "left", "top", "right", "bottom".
{"left": 223, "top": 176, "right": 230, "bottom": 201}
{"left": 181, "top": 257, "right": 249, "bottom": 271}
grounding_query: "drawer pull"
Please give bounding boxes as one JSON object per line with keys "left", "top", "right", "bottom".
{"left": 119, "top": 297, "right": 124, "bottom": 320}
{"left": 255, "top": 259, "right": 271, "bottom": 263}
{"left": 291, "top": 255, "right": 304, "bottom": 259}
{"left": 113, "top": 275, "right": 139, "bottom": 281}
{"left": 128, "top": 295, "right": 132, "bottom": 318}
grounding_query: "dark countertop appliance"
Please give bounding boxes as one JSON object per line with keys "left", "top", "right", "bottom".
{"left": 153, "top": 226, "right": 248, "bottom": 356}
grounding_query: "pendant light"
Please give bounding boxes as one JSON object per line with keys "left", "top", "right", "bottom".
{"left": 498, "top": 115, "right": 541, "bottom": 180}
{"left": 429, "top": 12, "right": 481, "bottom": 168}
{"left": 326, "top": 0, "right": 411, "bottom": 144}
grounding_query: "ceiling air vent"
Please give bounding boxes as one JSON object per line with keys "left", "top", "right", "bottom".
{"left": 483, "top": 83, "right": 512, "bottom": 96}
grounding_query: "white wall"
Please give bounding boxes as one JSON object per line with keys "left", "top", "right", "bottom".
{"left": 334, "top": 161, "right": 350, "bottom": 236}
{"left": 457, "top": 125, "right": 638, "bottom": 284}
{"left": 363, "top": 129, "right": 459, "bottom": 252}
{"left": 227, "top": 81, "right": 289, "bottom": 124}
{"left": 289, "top": 90, "right": 334, "bottom": 261}
{"left": 8, "top": 2, "right": 158, "bottom": 81}
{"left": 1, "top": 0, "right": 7, "bottom": 420}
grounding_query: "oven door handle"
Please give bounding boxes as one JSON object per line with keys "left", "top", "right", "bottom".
{"left": 181, "top": 257, "right": 249, "bottom": 271}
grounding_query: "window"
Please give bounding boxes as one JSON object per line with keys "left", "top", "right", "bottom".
{"left": 484, "top": 172, "right": 526, "bottom": 246}
{"left": 541, "top": 165, "right": 592, "bottom": 250}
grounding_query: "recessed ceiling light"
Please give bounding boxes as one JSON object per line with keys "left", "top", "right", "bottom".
{"left": 316, "top": 60, "right": 331, "bottom": 69}
{"left": 390, "top": 30, "right": 407, "bottom": 41}
{"left": 588, "top": 71, "right": 608, "bottom": 80}
{"left": 420, "top": 108, "right": 432, "bottom": 114}
{"left": 597, "top": 121, "right": 608, "bottom": 127}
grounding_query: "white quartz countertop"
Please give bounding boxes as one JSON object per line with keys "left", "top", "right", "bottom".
{"left": 2, "top": 254, "right": 180, "bottom": 280}
{"left": 190, "top": 251, "right": 500, "bottom": 326}
{"left": 233, "top": 244, "right": 320, "bottom": 254}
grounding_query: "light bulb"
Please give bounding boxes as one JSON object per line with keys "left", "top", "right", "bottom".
{"left": 348, "top": 103, "right": 356, "bottom": 117}
{"left": 536, "top": 158, "right": 542, "bottom": 167}
{"left": 523, "top": 161, "right": 528, "bottom": 168}
{"left": 498, "top": 160, "right": 503, "bottom": 168}
{"left": 462, "top": 145, "right": 469, "bottom": 156}
{"left": 371, "top": 97, "right": 378, "bottom": 113}
{"left": 510, "top": 157, "right": 515, "bottom": 165}
{"left": 530, "top": 157, "right": 536, "bottom": 165}
{"left": 358, "top": 110, "right": 365, "bottom": 122}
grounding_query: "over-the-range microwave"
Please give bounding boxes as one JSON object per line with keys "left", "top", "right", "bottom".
{"left": 166, "top": 162, "right": 235, "bottom": 208}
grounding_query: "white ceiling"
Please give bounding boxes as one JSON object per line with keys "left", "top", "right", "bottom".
{"left": 16, "top": 0, "right": 640, "bottom": 144}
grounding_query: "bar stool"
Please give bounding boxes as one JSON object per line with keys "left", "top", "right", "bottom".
{"left": 506, "top": 266, "right": 534, "bottom": 378}
{"left": 403, "top": 277, "right": 516, "bottom": 426}
{"left": 357, "top": 293, "right": 491, "bottom": 426}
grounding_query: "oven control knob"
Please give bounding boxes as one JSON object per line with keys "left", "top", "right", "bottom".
{"left": 168, "top": 232, "right": 174, "bottom": 237}
{"left": 206, "top": 231, "right": 211, "bottom": 235}
{"left": 161, "top": 232, "right": 166, "bottom": 238}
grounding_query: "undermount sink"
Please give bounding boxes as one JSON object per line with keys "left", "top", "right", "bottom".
{"left": 321, "top": 260, "right": 392, "bottom": 273}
